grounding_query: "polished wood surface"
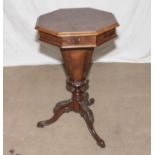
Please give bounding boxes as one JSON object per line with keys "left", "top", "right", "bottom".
{"left": 35, "top": 8, "right": 119, "bottom": 37}
{"left": 39, "top": 28, "right": 117, "bottom": 49}
{"left": 35, "top": 8, "right": 119, "bottom": 148}
{"left": 61, "top": 48, "right": 93, "bottom": 81}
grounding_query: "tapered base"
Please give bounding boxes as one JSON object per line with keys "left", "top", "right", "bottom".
{"left": 37, "top": 95, "right": 105, "bottom": 148}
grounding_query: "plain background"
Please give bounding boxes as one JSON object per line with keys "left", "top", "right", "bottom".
{"left": 4, "top": 0, "right": 150, "bottom": 66}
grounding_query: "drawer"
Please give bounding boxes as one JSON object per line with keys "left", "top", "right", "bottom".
{"left": 62, "top": 36, "right": 96, "bottom": 48}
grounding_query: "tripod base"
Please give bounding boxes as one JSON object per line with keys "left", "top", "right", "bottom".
{"left": 37, "top": 48, "right": 105, "bottom": 148}
{"left": 37, "top": 96, "right": 105, "bottom": 148}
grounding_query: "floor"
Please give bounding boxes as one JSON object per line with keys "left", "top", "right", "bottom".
{"left": 4, "top": 63, "right": 151, "bottom": 155}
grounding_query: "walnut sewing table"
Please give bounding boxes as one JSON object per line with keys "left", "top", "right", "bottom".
{"left": 35, "top": 8, "right": 119, "bottom": 148}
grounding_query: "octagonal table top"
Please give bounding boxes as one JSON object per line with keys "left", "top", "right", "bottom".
{"left": 35, "top": 8, "right": 119, "bottom": 37}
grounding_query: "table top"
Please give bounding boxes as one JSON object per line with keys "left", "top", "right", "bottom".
{"left": 36, "top": 8, "right": 119, "bottom": 36}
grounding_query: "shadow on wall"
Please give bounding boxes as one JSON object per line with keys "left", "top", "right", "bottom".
{"left": 39, "top": 43, "right": 62, "bottom": 61}
{"left": 93, "top": 39, "right": 117, "bottom": 62}
{"left": 35, "top": 32, "right": 62, "bottom": 63}
{"left": 35, "top": 32, "right": 117, "bottom": 63}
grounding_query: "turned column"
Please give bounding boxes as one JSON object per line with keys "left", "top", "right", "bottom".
{"left": 61, "top": 48, "right": 93, "bottom": 112}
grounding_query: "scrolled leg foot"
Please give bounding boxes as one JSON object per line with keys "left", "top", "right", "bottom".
{"left": 87, "top": 98, "right": 95, "bottom": 106}
{"left": 80, "top": 107, "right": 105, "bottom": 148}
{"left": 82, "top": 93, "right": 94, "bottom": 107}
{"left": 97, "top": 138, "right": 105, "bottom": 148}
{"left": 37, "top": 121, "right": 48, "bottom": 128}
{"left": 37, "top": 105, "right": 71, "bottom": 128}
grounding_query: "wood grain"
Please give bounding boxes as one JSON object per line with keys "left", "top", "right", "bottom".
{"left": 35, "top": 8, "right": 119, "bottom": 148}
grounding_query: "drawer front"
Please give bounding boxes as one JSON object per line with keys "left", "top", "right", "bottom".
{"left": 62, "top": 36, "right": 96, "bottom": 48}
